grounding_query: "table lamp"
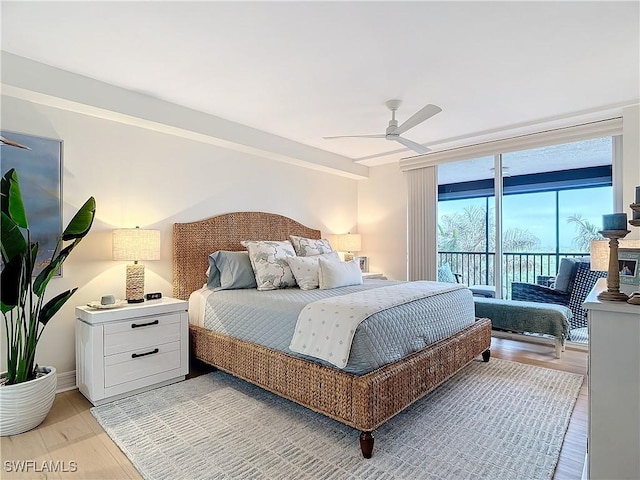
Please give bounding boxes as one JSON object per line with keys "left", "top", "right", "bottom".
{"left": 335, "top": 233, "right": 362, "bottom": 262}
{"left": 113, "top": 227, "right": 160, "bottom": 303}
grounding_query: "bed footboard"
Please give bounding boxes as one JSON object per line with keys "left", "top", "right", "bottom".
{"left": 190, "top": 318, "right": 492, "bottom": 457}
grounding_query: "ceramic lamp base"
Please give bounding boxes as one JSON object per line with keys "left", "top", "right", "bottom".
{"left": 126, "top": 263, "right": 145, "bottom": 303}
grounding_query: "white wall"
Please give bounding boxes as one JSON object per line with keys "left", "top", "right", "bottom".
{"left": 357, "top": 164, "right": 407, "bottom": 281}
{"left": 622, "top": 105, "right": 640, "bottom": 240}
{"left": 358, "top": 105, "right": 640, "bottom": 280}
{"left": 1, "top": 94, "right": 359, "bottom": 377}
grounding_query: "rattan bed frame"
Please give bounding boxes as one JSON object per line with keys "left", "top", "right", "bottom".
{"left": 173, "top": 211, "right": 492, "bottom": 458}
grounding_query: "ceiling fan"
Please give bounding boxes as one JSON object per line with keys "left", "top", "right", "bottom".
{"left": 323, "top": 99, "right": 442, "bottom": 155}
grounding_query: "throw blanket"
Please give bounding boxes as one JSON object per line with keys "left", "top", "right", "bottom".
{"left": 289, "top": 281, "right": 466, "bottom": 368}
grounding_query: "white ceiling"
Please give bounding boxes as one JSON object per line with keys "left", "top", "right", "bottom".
{"left": 1, "top": 1, "right": 639, "bottom": 167}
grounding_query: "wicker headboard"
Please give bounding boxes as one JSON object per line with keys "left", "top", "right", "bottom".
{"left": 172, "top": 212, "right": 321, "bottom": 300}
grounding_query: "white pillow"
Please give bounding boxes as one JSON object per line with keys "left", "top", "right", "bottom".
{"left": 318, "top": 258, "right": 363, "bottom": 290}
{"left": 289, "top": 235, "right": 334, "bottom": 256}
{"left": 287, "top": 252, "right": 340, "bottom": 290}
{"left": 241, "top": 240, "right": 297, "bottom": 291}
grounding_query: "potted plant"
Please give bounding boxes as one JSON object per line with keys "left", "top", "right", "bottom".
{"left": 1, "top": 167, "right": 96, "bottom": 436}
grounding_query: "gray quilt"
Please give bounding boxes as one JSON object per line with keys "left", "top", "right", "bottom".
{"left": 202, "top": 280, "right": 475, "bottom": 375}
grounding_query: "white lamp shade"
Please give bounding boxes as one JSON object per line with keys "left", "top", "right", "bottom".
{"left": 335, "top": 233, "right": 362, "bottom": 253}
{"left": 590, "top": 239, "right": 640, "bottom": 271}
{"left": 590, "top": 240, "right": 609, "bottom": 271}
{"left": 113, "top": 228, "right": 161, "bottom": 261}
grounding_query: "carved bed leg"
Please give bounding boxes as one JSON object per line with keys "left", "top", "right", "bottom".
{"left": 482, "top": 349, "right": 491, "bottom": 362}
{"left": 359, "top": 431, "right": 374, "bottom": 458}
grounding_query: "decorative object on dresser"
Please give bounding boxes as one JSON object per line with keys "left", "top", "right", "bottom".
{"left": 629, "top": 185, "right": 640, "bottom": 226}
{"left": 75, "top": 297, "right": 188, "bottom": 406}
{"left": 334, "top": 232, "right": 361, "bottom": 262}
{"left": 112, "top": 227, "right": 160, "bottom": 303}
{"left": 595, "top": 213, "right": 630, "bottom": 301}
{"left": 91, "top": 359, "right": 582, "bottom": 480}
{"left": 172, "top": 212, "right": 492, "bottom": 458}
{"left": 0, "top": 167, "right": 96, "bottom": 436}
{"left": 591, "top": 239, "right": 640, "bottom": 301}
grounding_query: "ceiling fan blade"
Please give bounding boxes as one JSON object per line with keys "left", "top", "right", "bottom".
{"left": 323, "top": 134, "right": 386, "bottom": 139}
{"left": 393, "top": 104, "right": 442, "bottom": 135}
{"left": 394, "top": 136, "right": 430, "bottom": 154}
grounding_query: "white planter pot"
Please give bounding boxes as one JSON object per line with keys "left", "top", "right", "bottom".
{"left": 0, "top": 366, "right": 57, "bottom": 436}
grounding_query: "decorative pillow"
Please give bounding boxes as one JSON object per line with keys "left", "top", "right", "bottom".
{"left": 554, "top": 257, "right": 583, "bottom": 293}
{"left": 437, "top": 263, "right": 457, "bottom": 283}
{"left": 318, "top": 258, "right": 363, "bottom": 290}
{"left": 207, "top": 250, "right": 257, "bottom": 290}
{"left": 289, "top": 235, "right": 334, "bottom": 257}
{"left": 287, "top": 252, "right": 340, "bottom": 290}
{"left": 241, "top": 240, "right": 297, "bottom": 291}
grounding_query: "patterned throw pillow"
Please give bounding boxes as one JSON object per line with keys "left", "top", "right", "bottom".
{"left": 287, "top": 252, "right": 340, "bottom": 290}
{"left": 289, "top": 235, "right": 334, "bottom": 257}
{"left": 241, "top": 240, "right": 297, "bottom": 291}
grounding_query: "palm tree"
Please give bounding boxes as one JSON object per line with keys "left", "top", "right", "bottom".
{"left": 438, "top": 205, "right": 539, "bottom": 253}
{"left": 567, "top": 214, "right": 604, "bottom": 252}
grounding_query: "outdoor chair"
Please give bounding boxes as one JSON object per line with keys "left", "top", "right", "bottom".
{"left": 511, "top": 257, "right": 606, "bottom": 332}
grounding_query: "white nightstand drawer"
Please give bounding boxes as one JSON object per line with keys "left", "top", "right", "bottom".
{"left": 103, "top": 313, "right": 182, "bottom": 356}
{"left": 104, "top": 341, "right": 181, "bottom": 388}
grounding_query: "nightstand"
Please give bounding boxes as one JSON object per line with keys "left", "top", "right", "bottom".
{"left": 75, "top": 297, "right": 189, "bottom": 406}
{"left": 362, "top": 272, "right": 386, "bottom": 280}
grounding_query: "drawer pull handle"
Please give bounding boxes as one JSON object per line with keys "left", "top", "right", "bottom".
{"left": 131, "top": 348, "right": 159, "bottom": 359}
{"left": 131, "top": 319, "right": 159, "bottom": 329}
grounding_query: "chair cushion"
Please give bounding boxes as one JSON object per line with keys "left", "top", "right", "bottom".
{"left": 437, "top": 263, "right": 457, "bottom": 283}
{"left": 554, "top": 258, "right": 580, "bottom": 293}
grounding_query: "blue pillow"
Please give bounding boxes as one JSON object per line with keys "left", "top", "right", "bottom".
{"left": 437, "top": 263, "right": 457, "bottom": 283}
{"left": 207, "top": 251, "right": 257, "bottom": 290}
{"left": 554, "top": 258, "right": 579, "bottom": 293}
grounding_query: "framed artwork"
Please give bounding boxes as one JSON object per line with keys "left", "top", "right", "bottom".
{"left": 1, "top": 130, "right": 63, "bottom": 276}
{"left": 619, "top": 248, "right": 640, "bottom": 286}
{"left": 357, "top": 256, "right": 369, "bottom": 273}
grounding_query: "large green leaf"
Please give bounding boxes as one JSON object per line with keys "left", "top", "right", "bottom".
{"left": 33, "top": 243, "right": 71, "bottom": 296}
{"left": 62, "top": 197, "right": 96, "bottom": 241}
{"left": 0, "top": 212, "right": 27, "bottom": 263}
{"left": 0, "top": 253, "right": 24, "bottom": 312}
{"left": 0, "top": 169, "right": 28, "bottom": 229}
{"left": 39, "top": 288, "right": 77, "bottom": 326}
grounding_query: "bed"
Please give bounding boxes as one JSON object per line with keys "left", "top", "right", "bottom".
{"left": 173, "top": 211, "right": 492, "bottom": 458}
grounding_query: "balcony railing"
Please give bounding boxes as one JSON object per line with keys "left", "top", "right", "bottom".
{"left": 438, "top": 251, "right": 589, "bottom": 298}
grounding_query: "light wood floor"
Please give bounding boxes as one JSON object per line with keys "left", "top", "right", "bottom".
{"left": 1, "top": 337, "right": 587, "bottom": 479}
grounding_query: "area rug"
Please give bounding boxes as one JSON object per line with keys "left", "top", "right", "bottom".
{"left": 91, "top": 358, "right": 583, "bottom": 480}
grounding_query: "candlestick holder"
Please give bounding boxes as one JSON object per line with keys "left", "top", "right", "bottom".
{"left": 597, "top": 229, "right": 631, "bottom": 301}
{"left": 630, "top": 203, "right": 640, "bottom": 227}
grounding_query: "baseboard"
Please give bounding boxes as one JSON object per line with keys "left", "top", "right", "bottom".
{"left": 56, "top": 370, "right": 77, "bottom": 393}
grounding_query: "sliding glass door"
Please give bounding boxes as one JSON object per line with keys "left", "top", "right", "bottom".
{"left": 437, "top": 156, "right": 496, "bottom": 294}
{"left": 501, "top": 138, "right": 613, "bottom": 298}
{"left": 437, "top": 137, "right": 614, "bottom": 307}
